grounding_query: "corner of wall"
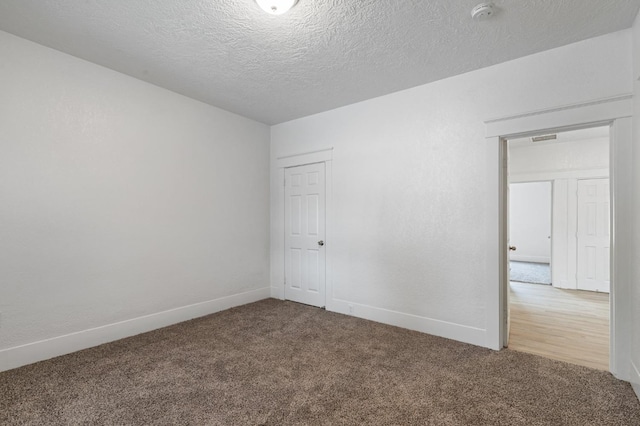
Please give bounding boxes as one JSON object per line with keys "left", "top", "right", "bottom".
{"left": 0, "top": 32, "right": 272, "bottom": 372}
{"left": 631, "top": 358, "right": 640, "bottom": 401}
{"left": 270, "top": 286, "right": 284, "bottom": 300}
{"left": 631, "top": 6, "right": 640, "bottom": 402}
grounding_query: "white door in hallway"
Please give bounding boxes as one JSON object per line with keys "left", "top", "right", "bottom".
{"left": 576, "top": 178, "right": 610, "bottom": 293}
{"left": 284, "top": 163, "right": 326, "bottom": 307}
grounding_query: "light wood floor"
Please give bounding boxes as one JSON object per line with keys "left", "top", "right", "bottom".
{"left": 508, "top": 281, "right": 609, "bottom": 370}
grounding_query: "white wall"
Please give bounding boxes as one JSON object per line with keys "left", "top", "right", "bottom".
{"left": 271, "top": 30, "right": 632, "bottom": 349}
{"left": 631, "top": 9, "right": 640, "bottom": 399}
{"left": 509, "top": 137, "right": 609, "bottom": 181}
{"left": 509, "top": 182, "right": 551, "bottom": 263}
{"left": 0, "top": 31, "right": 270, "bottom": 371}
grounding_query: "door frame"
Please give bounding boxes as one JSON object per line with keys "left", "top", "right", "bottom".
{"left": 484, "top": 94, "right": 633, "bottom": 381}
{"left": 274, "top": 148, "right": 333, "bottom": 309}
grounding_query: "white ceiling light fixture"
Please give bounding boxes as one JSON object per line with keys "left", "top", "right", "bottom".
{"left": 255, "top": 0, "right": 298, "bottom": 15}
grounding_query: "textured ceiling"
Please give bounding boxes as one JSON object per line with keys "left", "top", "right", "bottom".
{"left": 0, "top": 0, "right": 639, "bottom": 124}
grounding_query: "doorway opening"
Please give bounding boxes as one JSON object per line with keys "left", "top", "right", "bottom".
{"left": 505, "top": 126, "right": 611, "bottom": 370}
{"left": 509, "top": 181, "right": 552, "bottom": 285}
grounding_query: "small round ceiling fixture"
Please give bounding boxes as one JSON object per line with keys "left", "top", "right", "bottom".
{"left": 471, "top": 2, "right": 494, "bottom": 20}
{"left": 255, "top": 0, "right": 298, "bottom": 15}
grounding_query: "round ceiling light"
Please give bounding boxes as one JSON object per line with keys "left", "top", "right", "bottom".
{"left": 255, "top": 0, "right": 298, "bottom": 15}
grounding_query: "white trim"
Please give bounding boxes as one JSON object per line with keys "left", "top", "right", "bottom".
{"left": 484, "top": 136, "right": 504, "bottom": 350}
{"left": 631, "top": 361, "right": 640, "bottom": 401}
{"left": 324, "top": 159, "right": 334, "bottom": 311}
{"left": 486, "top": 94, "right": 632, "bottom": 125}
{"left": 509, "top": 168, "right": 609, "bottom": 183}
{"left": 276, "top": 148, "right": 333, "bottom": 168}
{"left": 499, "top": 139, "right": 510, "bottom": 349}
{"left": 271, "top": 167, "right": 286, "bottom": 300}
{"left": 486, "top": 95, "right": 632, "bottom": 138}
{"left": 566, "top": 179, "right": 579, "bottom": 290}
{"left": 275, "top": 148, "right": 333, "bottom": 308}
{"left": 0, "top": 287, "right": 270, "bottom": 373}
{"left": 609, "top": 117, "right": 633, "bottom": 380}
{"left": 485, "top": 99, "right": 634, "bottom": 382}
{"left": 330, "top": 299, "right": 486, "bottom": 347}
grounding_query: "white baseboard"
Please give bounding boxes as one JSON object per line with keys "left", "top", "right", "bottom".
{"left": 631, "top": 360, "right": 640, "bottom": 402}
{"left": 0, "top": 287, "right": 270, "bottom": 373}
{"left": 509, "top": 255, "right": 550, "bottom": 264}
{"left": 551, "top": 280, "right": 579, "bottom": 290}
{"left": 328, "top": 299, "right": 486, "bottom": 348}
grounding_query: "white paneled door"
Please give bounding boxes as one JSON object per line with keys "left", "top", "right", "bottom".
{"left": 284, "top": 163, "right": 326, "bottom": 307}
{"left": 576, "top": 178, "right": 610, "bottom": 293}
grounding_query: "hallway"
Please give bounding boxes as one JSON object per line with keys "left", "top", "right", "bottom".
{"left": 508, "top": 281, "right": 609, "bottom": 370}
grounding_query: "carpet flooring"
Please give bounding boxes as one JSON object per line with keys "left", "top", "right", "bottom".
{"left": 510, "top": 261, "right": 552, "bottom": 285}
{"left": 1, "top": 299, "right": 639, "bottom": 425}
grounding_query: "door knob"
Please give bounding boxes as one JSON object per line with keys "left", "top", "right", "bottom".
{"left": 318, "top": 240, "right": 324, "bottom": 247}
{"left": 509, "top": 246, "right": 517, "bottom": 251}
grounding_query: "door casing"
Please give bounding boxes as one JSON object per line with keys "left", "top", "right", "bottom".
{"left": 485, "top": 94, "right": 633, "bottom": 381}
{"left": 275, "top": 148, "right": 333, "bottom": 310}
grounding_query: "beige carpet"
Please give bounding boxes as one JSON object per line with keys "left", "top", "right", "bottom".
{"left": 1, "top": 299, "right": 639, "bottom": 425}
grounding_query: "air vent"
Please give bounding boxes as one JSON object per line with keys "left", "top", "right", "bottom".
{"left": 531, "top": 134, "right": 557, "bottom": 143}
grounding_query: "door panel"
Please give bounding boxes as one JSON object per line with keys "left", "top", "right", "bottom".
{"left": 285, "top": 163, "right": 326, "bottom": 307}
{"left": 576, "top": 179, "right": 610, "bottom": 293}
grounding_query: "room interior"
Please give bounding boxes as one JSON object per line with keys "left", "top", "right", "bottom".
{"left": 508, "top": 126, "right": 611, "bottom": 290}
{"left": 508, "top": 180, "right": 552, "bottom": 284}
{"left": 1, "top": 1, "right": 640, "bottom": 423}
{"left": 506, "top": 127, "right": 611, "bottom": 370}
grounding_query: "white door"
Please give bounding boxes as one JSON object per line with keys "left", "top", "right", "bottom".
{"left": 284, "top": 163, "right": 326, "bottom": 307}
{"left": 576, "top": 178, "right": 610, "bottom": 293}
